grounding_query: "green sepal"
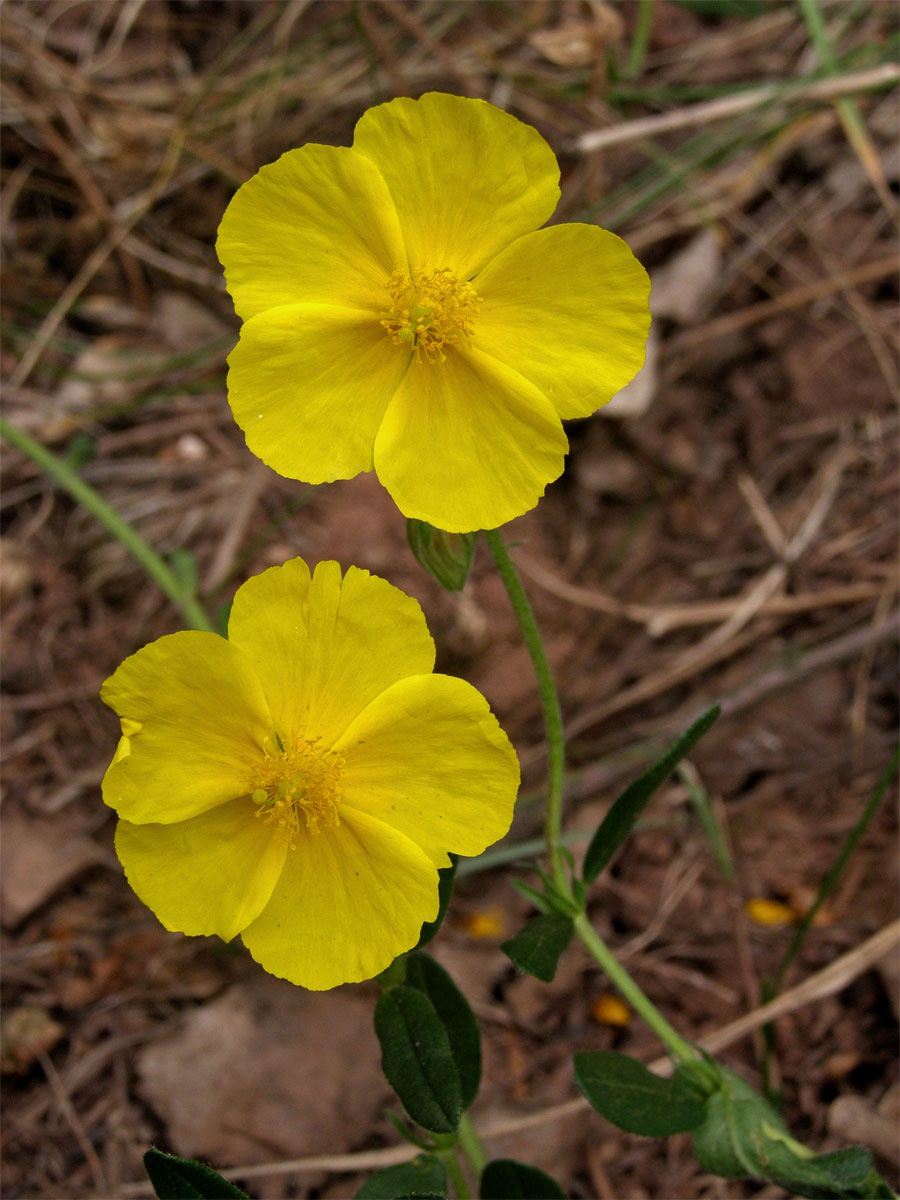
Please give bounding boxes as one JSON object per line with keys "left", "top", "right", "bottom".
{"left": 480, "top": 1158, "right": 568, "bottom": 1199}
{"left": 407, "top": 520, "right": 477, "bottom": 591}
{"left": 692, "top": 1068, "right": 894, "bottom": 1197}
{"left": 574, "top": 1051, "right": 707, "bottom": 1137}
{"left": 501, "top": 913, "right": 574, "bottom": 982}
{"left": 354, "top": 1153, "right": 447, "bottom": 1199}
{"left": 583, "top": 705, "right": 721, "bottom": 885}
{"left": 143, "top": 1148, "right": 249, "bottom": 1199}
{"left": 374, "top": 986, "right": 462, "bottom": 1133}
{"left": 404, "top": 953, "right": 481, "bottom": 1109}
{"left": 415, "top": 856, "right": 458, "bottom": 950}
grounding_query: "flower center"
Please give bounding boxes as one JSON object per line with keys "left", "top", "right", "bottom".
{"left": 381, "top": 268, "right": 481, "bottom": 363}
{"left": 249, "top": 734, "right": 343, "bottom": 843}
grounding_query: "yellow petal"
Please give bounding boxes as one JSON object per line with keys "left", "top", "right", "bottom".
{"left": 473, "top": 224, "right": 651, "bottom": 420}
{"left": 373, "top": 348, "right": 568, "bottom": 532}
{"left": 217, "top": 144, "right": 406, "bottom": 321}
{"left": 353, "top": 93, "right": 560, "bottom": 278}
{"left": 227, "top": 558, "right": 436, "bottom": 747}
{"left": 335, "top": 674, "right": 519, "bottom": 868}
{"left": 100, "top": 632, "right": 272, "bottom": 824}
{"left": 241, "top": 807, "right": 438, "bottom": 989}
{"left": 115, "top": 798, "right": 288, "bottom": 941}
{"left": 226, "top": 303, "right": 410, "bottom": 483}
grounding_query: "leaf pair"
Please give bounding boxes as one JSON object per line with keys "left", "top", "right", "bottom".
{"left": 375, "top": 952, "right": 480, "bottom": 1134}
{"left": 575, "top": 1055, "right": 893, "bottom": 1200}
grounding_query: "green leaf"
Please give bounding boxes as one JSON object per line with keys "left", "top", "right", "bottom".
{"left": 693, "top": 1070, "right": 895, "bottom": 1196}
{"left": 354, "top": 1154, "right": 447, "bottom": 1199}
{"left": 143, "top": 1148, "right": 249, "bottom": 1199}
{"left": 583, "top": 705, "right": 720, "bottom": 884}
{"left": 480, "top": 1158, "right": 568, "bottom": 1199}
{"left": 404, "top": 953, "right": 481, "bottom": 1109}
{"left": 501, "top": 913, "right": 574, "bottom": 982}
{"left": 509, "top": 879, "right": 554, "bottom": 914}
{"left": 374, "top": 986, "right": 462, "bottom": 1133}
{"left": 407, "top": 520, "right": 477, "bottom": 591}
{"left": 415, "top": 856, "right": 458, "bottom": 950}
{"left": 574, "top": 1051, "right": 706, "bottom": 1137}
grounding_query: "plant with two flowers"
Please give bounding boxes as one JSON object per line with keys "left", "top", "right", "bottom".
{"left": 96, "top": 94, "right": 894, "bottom": 1200}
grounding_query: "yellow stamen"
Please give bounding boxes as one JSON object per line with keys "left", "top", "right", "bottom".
{"left": 381, "top": 267, "right": 481, "bottom": 363}
{"left": 248, "top": 734, "right": 344, "bottom": 844}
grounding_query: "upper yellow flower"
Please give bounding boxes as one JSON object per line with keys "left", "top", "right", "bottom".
{"left": 100, "top": 558, "right": 519, "bottom": 990}
{"left": 217, "top": 92, "right": 651, "bottom": 533}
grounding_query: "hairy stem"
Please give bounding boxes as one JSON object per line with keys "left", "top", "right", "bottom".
{"left": 456, "top": 1111, "right": 487, "bottom": 1178}
{"left": 483, "top": 528, "right": 568, "bottom": 893}
{"left": 574, "top": 912, "right": 698, "bottom": 1064}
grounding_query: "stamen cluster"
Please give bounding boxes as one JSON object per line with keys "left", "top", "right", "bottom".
{"left": 381, "top": 267, "right": 481, "bottom": 362}
{"left": 250, "top": 733, "right": 344, "bottom": 843}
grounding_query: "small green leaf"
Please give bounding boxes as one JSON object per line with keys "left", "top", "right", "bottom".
{"left": 407, "top": 520, "right": 477, "bottom": 591}
{"left": 575, "top": 1051, "right": 706, "bottom": 1137}
{"left": 404, "top": 953, "right": 481, "bottom": 1109}
{"left": 501, "top": 913, "right": 574, "bottom": 982}
{"left": 509, "top": 879, "right": 554, "bottom": 914}
{"left": 143, "top": 1148, "right": 249, "bottom": 1199}
{"left": 583, "top": 705, "right": 720, "bottom": 884}
{"left": 480, "top": 1158, "right": 568, "bottom": 1199}
{"left": 354, "top": 1154, "right": 447, "bottom": 1199}
{"left": 375, "top": 987, "right": 462, "bottom": 1133}
{"left": 416, "top": 856, "right": 458, "bottom": 950}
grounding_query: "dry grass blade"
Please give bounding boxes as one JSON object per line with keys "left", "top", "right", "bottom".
{"left": 576, "top": 63, "right": 900, "bottom": 152}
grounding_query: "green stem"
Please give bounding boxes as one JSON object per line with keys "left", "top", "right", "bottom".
{"left": 439, "top": 1146, "right": 471, "bottom": 1200}
{"left": 457, "top": 1111, "right": 487, "bottom": 1178}
{"left": 483, "top": 528, "right": 568, "bottom": 894}
{"left": 1, "top": 417, "right": 214, "bottom": 632}
{"left": 574, "top": 912, "right": 698, "bottom": 1065}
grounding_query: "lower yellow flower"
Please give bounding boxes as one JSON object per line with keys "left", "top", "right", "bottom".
{"left": 100, "top": 558, "right": 519, "bottom": 990}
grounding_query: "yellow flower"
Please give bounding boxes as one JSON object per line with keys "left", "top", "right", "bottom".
{"left": 217, "top": 92, "right": 651, "bottom": 533}
{"left": 100, "top": 558, "right": 519, "bottom": 990}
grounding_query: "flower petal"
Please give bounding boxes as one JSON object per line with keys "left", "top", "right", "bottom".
{"left": 353, "top": 93, "right": 560, "bottom": 278}
{"left": 335, "top": 674, "right": 519, "bottom": 868}
{"left": 115, "top": 798, "right": 288, "bottom": 942}
{"left": 373, "top": 348, "right": 568, "bottom": 532}
{"left": 473, "top": 224, "right": 652, "bottom": 419}
{"left": 241, "top": 808, "right": 438, "bottom": 989}
{"left": 227, "top": 303, "right": 410, "bottom": 482}
{"left": 227, "top": 559, "right": 436, "bottom": 747}
{"left": 217, "top": 144, "right": 406, "bottom": 321}
{"left": 100, "top": 632, "right": 272, "bottom": 824}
